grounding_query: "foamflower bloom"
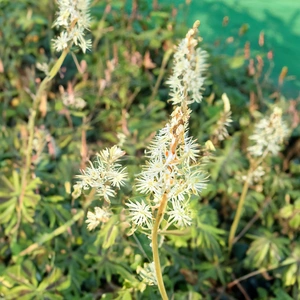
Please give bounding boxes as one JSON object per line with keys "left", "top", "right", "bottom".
{"left": 126, "top": 200, "right": 153, "bottom": 229}
{"left": 167, "top": 26, "right": 208, "bottom": 105}
{"left": 127, "top": 21, "right": 212, "bottom": 232}
{"left": 237, "top": 165, "right": 266, "bottom": 185}
{"left": 86, "top": 206, "right": 112, "bottom": 231}
{"left": 167, "top": 199, "right": 192, "bottom": 228}
{"left": 52, "top": 0, "right": 92, "bottom": 53}
{"left": 248, "top": 107, "right": 289, "bottom": 157}
{"left": 74, "top": 146, "right": 127, "bottom": 202}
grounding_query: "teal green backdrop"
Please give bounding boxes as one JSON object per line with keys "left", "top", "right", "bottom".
{"left": 159, "top": 0, "right": 300, "bottom": 96}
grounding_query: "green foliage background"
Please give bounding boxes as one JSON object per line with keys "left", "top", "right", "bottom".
{"left": 0, "top": 0, "right": 299, "bottom": 299}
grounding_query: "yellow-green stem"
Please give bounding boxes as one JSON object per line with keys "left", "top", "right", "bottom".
{"left": 152, "top": 193, "right": 168, "bottom": 300}
{"left": 228, "top": 177, "right": 249, "bottom": 253}
{"left": 227, "top": 259, "right": 294, "bottom": 288}
{"left": 15, "top": 48, "right": 69, "bottom": 233}
{"left": 228, "top": 149, "right": 269, "bottom": 253}
{"left": 150, "top": 49, "right": 173, "bottom": 102}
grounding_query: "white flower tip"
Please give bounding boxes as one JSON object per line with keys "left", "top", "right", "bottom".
{"left": 193, "top": 20, "right": 200, "bottom": 29}
{"left": 205, "top": 140, "right": 216, "bottom": 151}
{"left": 273, "top": 107, "right": 282, "bottom": 116}
{"left": 222, "top": 93, "right": 231, "bottom": 113}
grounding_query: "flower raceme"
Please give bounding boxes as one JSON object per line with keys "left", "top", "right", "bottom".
{"left": 127, "top": 21, "right": 212, "bottom": 232}
{"left": 72, "top": 22, "right": 217, "bottom": 299}
{"left": 73, "top": 146, "right": 127, "bottom": 231}
{"left": 74, "top": 21, "right": 213, "bottom": 234}
{"left": 228, "top": 107, "right": 289, "bottom": 254}
{"left": 126, "top": 22, "right": 213, "bottom": 295}
{"left": 167, "top": 23, "right": 208, "bottom": 105}
{"left": 234, "top": 107, "right": 288, "bottom": 186}
{"left": 247, "top": 107, "right": 289, "bottom": 157}
{"left": 52, "top": 0, "right": 92, "bottom": 53}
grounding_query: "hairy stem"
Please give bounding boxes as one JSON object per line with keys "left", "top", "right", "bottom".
{"left": 152, "top": 193, "right": 168, "bottom": 300}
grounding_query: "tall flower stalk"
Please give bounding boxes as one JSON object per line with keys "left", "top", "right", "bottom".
{"left": 15, "top": 0, "right": 91, "bottom": 232}
{"left": 76, "top": 21, "right": 211, "bottom": 299}
{"left": 127, "top": 21, "right": 211, "bottom": 299}
{"left": 228, "top": 107, "right": 289, "bottom": 252}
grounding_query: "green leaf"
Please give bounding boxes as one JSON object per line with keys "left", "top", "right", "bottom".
{"left": 4, "top": 260, "right": 38, "bottom": 288}
{"left": 103, "top": 224, "right": 119, "bottom": 249}
{"left": 37, "top": 268, "right": 71, "bottom": 292}
{"left": 246, "top": 232, "right": 290, "bottom": 268}
{"left": 227, "top": 56, "right": 245, "bottom": 69}
{"left": 0, "top": 199, "right": 17, "bottom": 224}
{"left": 280, "top": 205, "right": 293, "bottom": 218}
{"left": 273, "top": 288, "right": 294, "bottom": 300}
{"left": 95, "top": 215, "right": 120, "bottom": 249}
{"left": 45, "top": 195, "right": 65, "bottom": 202}
{"left": 4, "top": 286, "right": 36, "bottom": 300}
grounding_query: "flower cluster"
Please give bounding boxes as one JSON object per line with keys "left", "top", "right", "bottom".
{"left": 248, "top": 107, "right": 289, "bottom": 157}
{"left": 237, "top": 165, "right": 265, "bottom": 185}
{"left": 126, "top": 200, "right": 152, "bottom": 230}
{"left": 127, "top": 21, "right": 211, "bottom": 231}
{"left": 52, "top": 0, "right": 92, "bottom": 53}
{"left": 85, "top": 206, "right": 112, "bottom": 231}
{"left": 167, "top": 20, "right": 208, "bottom": 105}
{"left": 73, "top": 146, "right": 127, "bottom": 231}
{"left": 73, "top": 146, "right": 127, "bottom": 202}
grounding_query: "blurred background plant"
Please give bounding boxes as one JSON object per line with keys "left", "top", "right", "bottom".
{"left": 0, "top": 0, "right": 299, "bottom": 299}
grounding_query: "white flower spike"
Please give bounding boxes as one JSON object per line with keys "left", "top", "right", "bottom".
{"left": 248, "top": 107, "right": 289, "bottom": 157}
{"left": 52, "top": 0, "right": 92, "bottom": 53}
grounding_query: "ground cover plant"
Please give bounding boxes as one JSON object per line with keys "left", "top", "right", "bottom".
{"left": 0, "top": 0, "right": 300, "bottom": 299}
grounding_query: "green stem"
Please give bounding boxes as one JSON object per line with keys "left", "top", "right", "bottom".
{"left": 159, "top": 228, "right": 190, "bottom": 236}
{"left": 15, "top": 48, "right": 69, "bottom": 233}
{"left": 227, "top": 259, "right": 294, "bottom": 288}
{"left": 228, "top": 149, "right": 270, "bottom": 253}
{"left": 228, "top": 176, "right": 249, "bottom": 253}
{"left": 150, "top": 49, "right": 173, "bottom": 102}
{"left": 152, "top": 193, "right": 168, "bottom": 300}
